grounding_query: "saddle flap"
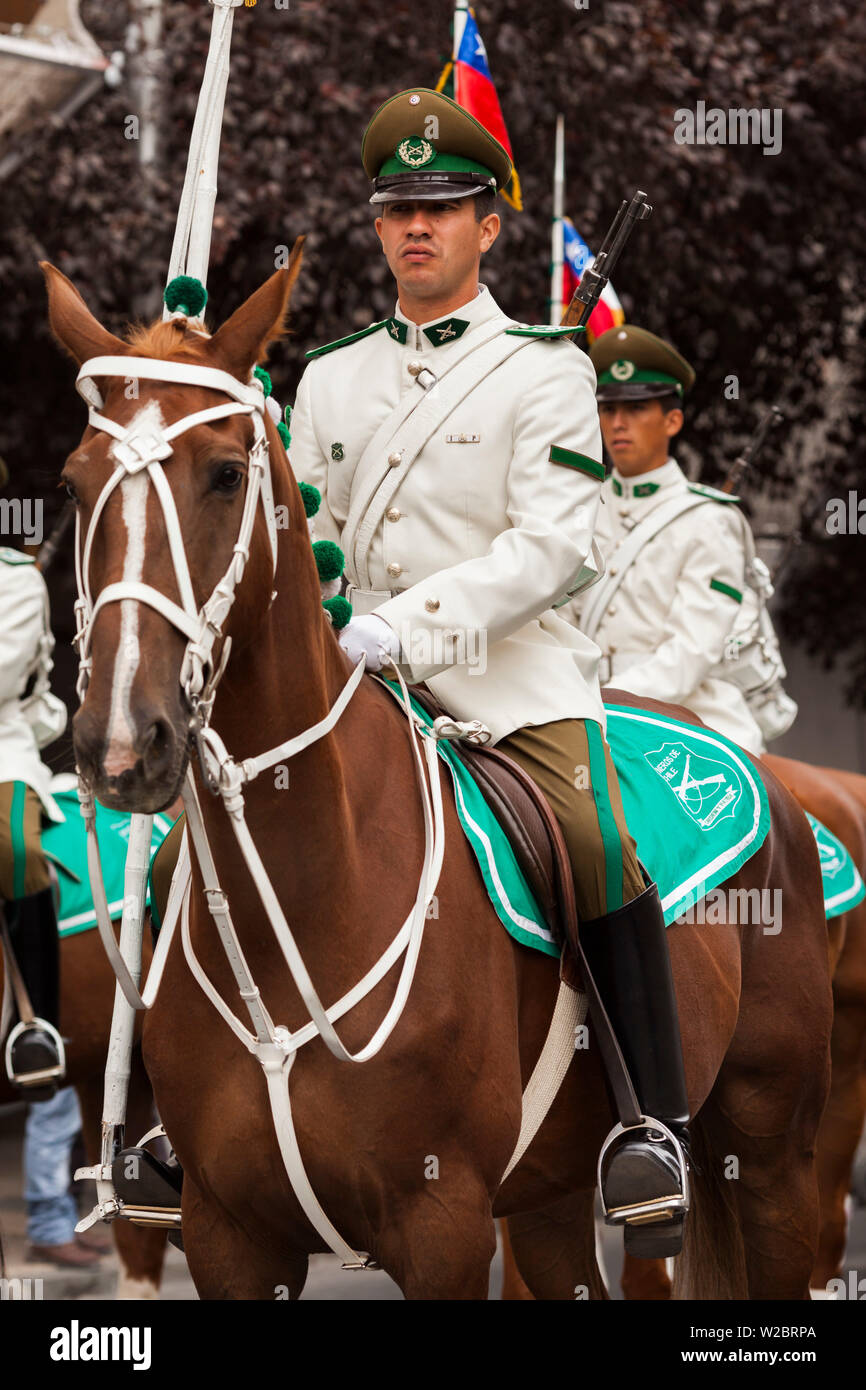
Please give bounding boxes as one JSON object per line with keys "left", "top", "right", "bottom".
{"left": 408, "top": 684, "right": 579, "bottom": 955}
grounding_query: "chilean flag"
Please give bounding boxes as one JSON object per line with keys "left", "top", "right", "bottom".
{"left": 563, "top": 218, "right": 624, "bottom": 343}
{"left": 437, "top": 9, "right": 522, "bottom": 210}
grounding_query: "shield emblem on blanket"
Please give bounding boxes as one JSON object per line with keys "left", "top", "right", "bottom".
{"left": 644, "top": 742, "right": 743, "bottom": 830}
{"left": 811, "top": 819, "right": 845, "bottom": 878}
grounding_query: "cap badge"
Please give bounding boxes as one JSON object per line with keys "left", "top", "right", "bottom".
{"left": 611, "top": 359, "right": 636, "bottom": 381}
{"left": 331, "top": 442, "right": 344, "bottom": 461}
{"left": 396, "top": 136, "right": 435, "bottom": 168}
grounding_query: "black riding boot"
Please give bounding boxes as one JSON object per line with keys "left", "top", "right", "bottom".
{"left": 580, "top": 881, "right": 691, "bottom": 1258}
{"left": 3, "top": 887, "right": 65, "bottom": 1100}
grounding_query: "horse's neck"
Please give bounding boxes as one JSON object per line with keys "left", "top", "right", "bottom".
{"left": 199, "top": 490, "right": 377, "bottom": 905}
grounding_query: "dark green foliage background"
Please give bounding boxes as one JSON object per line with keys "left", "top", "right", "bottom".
{"left": 0, "top": 0, "right": 864, "bottom": 748}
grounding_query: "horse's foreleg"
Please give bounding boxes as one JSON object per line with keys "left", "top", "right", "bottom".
{"left": 503, "top": 1189, "right": 605, "bottom": 1301}
{"left": 181, "top": 1178, "right": 308, "bottom": 1300}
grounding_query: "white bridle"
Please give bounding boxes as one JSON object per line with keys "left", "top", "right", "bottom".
{"left": 73, "top": 354, "right": 277, "bottom": 735}
{"left": 73, "top": 351, "right": 449, "bottom": 1267}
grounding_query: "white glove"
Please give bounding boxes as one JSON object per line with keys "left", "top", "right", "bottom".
{"left": 338, "top": 614, "right": 402, "bottom": 672}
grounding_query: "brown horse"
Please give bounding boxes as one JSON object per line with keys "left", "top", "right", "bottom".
{"left": 1, "top": 926, "right": 168, "bottom": 1297}
{"left": 502, "top": 751, "right": 866, "bottom": 1302}
{"left": 41, "top": 258, "right": 833, "bottom": 1299}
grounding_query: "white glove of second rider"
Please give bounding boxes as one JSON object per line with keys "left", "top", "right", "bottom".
{"left": 338, "top": 614, "right": 403, "bottom": 672}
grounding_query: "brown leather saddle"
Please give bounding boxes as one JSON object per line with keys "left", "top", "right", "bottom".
{"left": 407, "top": 684, "right": 579, "bottom": 952}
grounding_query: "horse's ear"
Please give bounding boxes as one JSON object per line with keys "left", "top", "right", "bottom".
{"left": 209, "top": 237, "right": 305, "bottom": 380}
{"left": 40, "top": 262, "right": 126, "bottom": 366}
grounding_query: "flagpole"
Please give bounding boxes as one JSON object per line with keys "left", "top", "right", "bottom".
{"left": 550, "top": 113, "right": 565, "bottom": 325}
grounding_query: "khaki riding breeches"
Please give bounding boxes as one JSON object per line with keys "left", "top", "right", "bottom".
{"left": 500, "top": 719, "right": 645, "bottom": 921}
{"left": 0, "top": 781, "right": 51, "bottom": 900}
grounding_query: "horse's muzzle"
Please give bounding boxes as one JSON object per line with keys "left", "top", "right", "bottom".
{"left": 73, "top": 701, "right": 189, "bottom": 814}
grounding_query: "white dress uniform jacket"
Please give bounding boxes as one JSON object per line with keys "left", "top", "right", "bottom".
{"left": 564, "top": 459, "right": 765, "bottom": 754}
{"left": 0, "top": 550, "right": 65, "bottom": 822}
{"left": 290, "top": 285, "right": 607, "bottom": 745}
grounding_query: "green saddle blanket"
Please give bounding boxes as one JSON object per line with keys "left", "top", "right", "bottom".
{"left": 42, "top": 789, "right": 174, "bottom": 937}
{"left": 804, "top": 812, "right": 865, "bottom": 919}
{"left": 383, "top": 685, "right": 857, "bottom": 954}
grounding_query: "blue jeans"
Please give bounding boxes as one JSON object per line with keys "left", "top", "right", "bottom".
{"left": 24, "top": 1086, "right": 82, "bottom": 1246}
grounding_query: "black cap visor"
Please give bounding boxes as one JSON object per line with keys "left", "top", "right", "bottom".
{"left": 370, "top": 170, "right": 495, "bottom": 205}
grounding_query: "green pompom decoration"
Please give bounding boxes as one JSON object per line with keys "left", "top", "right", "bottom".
{"left": 298, "top": 481, "right": 321, "bottom": 517}
{"left": 253, "top": 366, "right": 272, "bottom": 397}
{"left": 312, "top": 539, "right": 344, "bottom": 582}
{"left": 163, "top": 275, "right": 207, "bottom": 318}
{"left": 277, "top": 421, "right": 291, "bottom": 450}
{"left": 323, "top": 596, "right": 352, "bottom": 630}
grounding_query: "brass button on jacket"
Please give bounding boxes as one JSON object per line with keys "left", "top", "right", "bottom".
{"left": 386, "top": 561, "right": 402, "bottom": 578}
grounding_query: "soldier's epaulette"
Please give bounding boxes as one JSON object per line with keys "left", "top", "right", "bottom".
{"left": 687, "top": 483, "right": 740, "bottom": 504}
{"left": 0, "top": 546, "right": 35, "bottom": 565}
{"left": 305, "top": 319, "right": 389, "bottom": 360}
{"left": 504, "top": 324, "right": 586, "bottom": 340}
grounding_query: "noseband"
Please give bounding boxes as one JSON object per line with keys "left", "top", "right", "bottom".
{"left": 73, "top": 354, "right": 279, "bottom": 772}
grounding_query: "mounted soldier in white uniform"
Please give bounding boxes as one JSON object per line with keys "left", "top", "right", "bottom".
{"left": 563, "top": 324, "right": 796, "bottom": 756}
{"left": 0, "top": 461, "right": 69, "bottom": 1096}
{"left": 289, "top": 88, "right": 693, "bottom": 1256}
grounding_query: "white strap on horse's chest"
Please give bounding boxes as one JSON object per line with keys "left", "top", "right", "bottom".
{"left": 342, "top": 324, "right": 539, "bottom": 589}
{"left": 580, "top": 492, "right": 712, "bottom": 641}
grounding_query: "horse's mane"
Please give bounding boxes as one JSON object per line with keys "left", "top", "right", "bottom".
{"left": 125, "top": 318, "right": 212, "bottom": 361}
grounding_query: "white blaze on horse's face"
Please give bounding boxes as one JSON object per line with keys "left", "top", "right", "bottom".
{"left": 103, "top": 399, "right": 160, "bottom": 778}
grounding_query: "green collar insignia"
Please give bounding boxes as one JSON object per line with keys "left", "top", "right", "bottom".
{"left": 385, "top": 317, "right": 408, "bottom": 344}
{"left": 612, "top": 477, "right": 661, "bottom": 499}
{"left": 423, "top": 317, "right": 470, "bottom": 347}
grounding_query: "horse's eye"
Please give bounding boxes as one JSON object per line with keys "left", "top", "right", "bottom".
{"left": 64, "top": 480, "right": 79, "bottom": 504}
{"left": 213, "top": 464, "right": 244, "bottom": 494}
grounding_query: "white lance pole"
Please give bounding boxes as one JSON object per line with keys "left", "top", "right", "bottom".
{"left": 164, "top": 0, "right": 245, "bottom": 301}
{"left": 453, "top": 0, "right": 469, "bottom": 62}
{"left": 550, "top": 113, "right": 565, "bottom": 325}
{"left": 78, "top": 0, "right": 246, "bottom": 1225}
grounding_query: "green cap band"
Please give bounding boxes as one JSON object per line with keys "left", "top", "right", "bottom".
{"left": 376, "top": 149, "right": 496, "bottom": 183}
{"left": 597, "top": 366, "right": 684, "bottom": 395}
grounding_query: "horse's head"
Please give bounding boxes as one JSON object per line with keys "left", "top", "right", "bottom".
{"left": 42, "top": 248, "right": 304, "bottom": 812}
